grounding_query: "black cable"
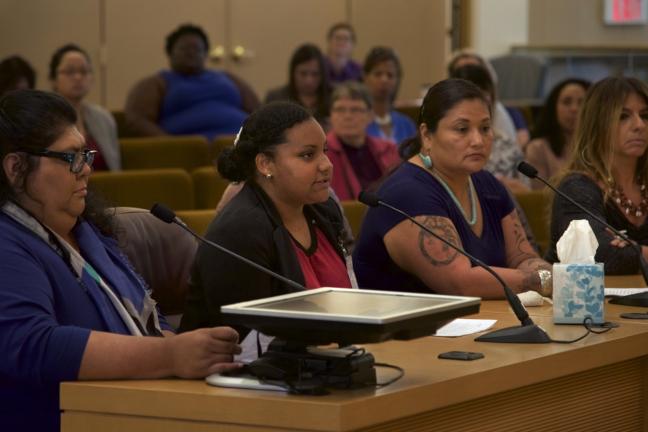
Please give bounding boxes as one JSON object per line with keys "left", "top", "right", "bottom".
{"left": 549, "top": 317, "right": 614, "bottom": 344}
{"left": 374, "top": 362, "right": 405, "bottom": 387}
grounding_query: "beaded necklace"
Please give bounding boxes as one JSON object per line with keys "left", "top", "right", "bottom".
{"left": 609, "top": 181, "right": 648, "bottom": 217}
{"left": 432, "top": 171, "right": 477, "bottom": 225}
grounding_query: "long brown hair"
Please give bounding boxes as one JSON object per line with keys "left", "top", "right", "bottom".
{"left": 554, "top": 76, "right": 648, "bottom": 193}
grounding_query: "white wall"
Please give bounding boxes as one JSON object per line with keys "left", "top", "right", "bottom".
{"left": 470, "top": 0, "right": 528, "bottom": 58}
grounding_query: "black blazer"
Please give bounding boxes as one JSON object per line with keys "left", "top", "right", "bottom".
{"left": 179, "top": 182, "right": 347, "bottom": 336}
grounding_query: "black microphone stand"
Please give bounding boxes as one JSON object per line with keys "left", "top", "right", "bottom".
{"left": 360, "top": 193, "right": 550, "bottom": 343}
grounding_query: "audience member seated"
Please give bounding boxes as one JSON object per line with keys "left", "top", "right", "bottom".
{"left": 363, "top": 46, "right": 416, "bottom": 145}
{"left": 546, "top": 77, "right": 648, "bottom": 275}
{"left": 180, "top": 102, "right": 353, "bottom": 339}
{"left": 50, "top": 44, "right": 120, "bottom": 171}
{"left": 265, "top": 43, "right": 331, "bottom": 128}
{"left": 326, "top": 82, "right": 401, "bottom": 201}
{"left": 0, "top": 55, "right": 35, "bottom": 96}
{"left": 324, "top": 22, "right": 362, "bottom": 84}
{"left": 447, "top": 49, "right": 523, "bottom": 148}
{"left": 352, "top": 79, "right": 552, "bottom": 298}
{"left": 0, "top": 90, "right": 241, "bottom": 432}
{"left": 450, "top": 64, "right": 529, "bottom": 193}
{"left": 525, "top": 78, "right": 590, "bottom": 188}
{"left": 125, "top": 23, "right": 259, "bottom": 139}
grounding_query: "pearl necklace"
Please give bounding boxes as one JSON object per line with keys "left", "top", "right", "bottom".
{"left": 609, "top": 181, "right": 648, "bottom": 217}
{"left": 432, "top": 172, "right": 477, "bottom": 225}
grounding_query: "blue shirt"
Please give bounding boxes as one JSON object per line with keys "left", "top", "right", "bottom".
{"left": 366, "top": 110, "right": 417, "bottom": 146}
{"left": 0, "top": 214, "right": 170, "bottom": 431}
{"left": 160, "top": 70, "right": 247, "bottom": 139}
{"left": 353, "top": 163, "right": 514, "bottom": 293}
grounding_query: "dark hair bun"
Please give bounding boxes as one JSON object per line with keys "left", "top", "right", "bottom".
{"left": 217, "top": 146, "right": 246, "bottom": 182}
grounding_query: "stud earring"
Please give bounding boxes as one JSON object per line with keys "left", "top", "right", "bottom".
{"left": 266, "top": 173, "right": 273, "bottom": 179}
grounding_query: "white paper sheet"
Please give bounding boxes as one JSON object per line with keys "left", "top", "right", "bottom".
{"left": 433, "top": 318, "right": 497, "bottom": 337}
{"left": 605, "top": 287, "right": 648, "bottom": 297}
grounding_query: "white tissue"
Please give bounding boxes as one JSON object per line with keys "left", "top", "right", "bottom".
{"left": 556, "top": 220, "right": 598, "bottom": 264}
{"left": 517, "top": 290, "right": 545, "bottom": 307}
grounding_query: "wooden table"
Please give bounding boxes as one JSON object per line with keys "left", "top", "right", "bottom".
{"left": 61, "top": 299, "right": 648, "bottom": 432}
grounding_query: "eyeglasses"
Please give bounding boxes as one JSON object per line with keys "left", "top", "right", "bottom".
{"left": 20, "top": 148, "right": 97, "bottom": 173}
{"left": 331, "top": 106, "right": 368, "bottom": 115}
{"left": 57, "top": 68, "right": 92, "bottom": 77}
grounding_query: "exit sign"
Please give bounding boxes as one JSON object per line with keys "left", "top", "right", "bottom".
{"left": 604, "top": 0, "right": 647, "bottom": 24}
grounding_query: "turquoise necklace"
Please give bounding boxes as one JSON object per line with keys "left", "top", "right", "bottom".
{"left": 432, "top": 171, "right": 477, "bottom": 226}
{"left": 417, "top": 153, "right": 477, "bottom": 225}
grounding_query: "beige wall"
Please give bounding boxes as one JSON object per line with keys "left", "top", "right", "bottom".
{"left": 470, "top": 0, "right": 528, "bottom": 58}
{"left": 0, "top": 0, "right": 103, "bottom": 104}
{"left": 528, "top": 0, "right": 648, "bottom": 46}
{"left": 0, "top": 0, "right": 448, "bottom": 108}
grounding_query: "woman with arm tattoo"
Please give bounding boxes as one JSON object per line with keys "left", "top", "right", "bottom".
{"left": 352, "top": 79, "right": 552, "bottom": 298}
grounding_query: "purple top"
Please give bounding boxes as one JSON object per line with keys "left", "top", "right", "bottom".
{"left": 325, "top": 57, "right": 363, "bottom": 83}
{"left": 353, "top": 163, "right": 514, "bottom": 293}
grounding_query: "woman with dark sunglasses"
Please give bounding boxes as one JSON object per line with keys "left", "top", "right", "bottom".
{"left": 0, "top": 90, "right": 242, "bottom": 432}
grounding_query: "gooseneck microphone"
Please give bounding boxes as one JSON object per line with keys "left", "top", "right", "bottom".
{"left": 358, "top": 191, "right": 551, "bottom": 344}
{"left": 150, "top": 203, "right": 305, "bottom": 291}
{"left": 518, "top": 161, "right": 648, "bottom": 307}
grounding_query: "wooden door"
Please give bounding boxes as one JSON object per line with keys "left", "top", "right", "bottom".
{"left": 103, "top": 0, "right": 227, "bottom": 110}
{"left": 0, "top": 0, "right": 102, "bottom": 104}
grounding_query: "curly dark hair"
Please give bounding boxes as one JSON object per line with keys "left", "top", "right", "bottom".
{"left": 531, "top": 78, "right": 590, "bottom": 158}
{"left": 165, "top": 23, "right": 209, "bottom": 55}
{"left": 0, "top": 89, "right": 114, "bottom": 235}
{"left": 0, "top": 56, "right": 36, "bottom": 96}
{"left": 217, "top": 101, "right": 312, "bottom": 182}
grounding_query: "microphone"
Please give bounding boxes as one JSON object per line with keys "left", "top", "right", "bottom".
{"left": 150, "top": 203, "right": 305, "bottom": 291}
{"left": 357, "top": 191, "right": 551, "bottom": 344}
{"left": 517, "top": 161, "right": 648, "bottom": 307}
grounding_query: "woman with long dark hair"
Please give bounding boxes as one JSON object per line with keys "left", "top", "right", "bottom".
{"left": 265, "top": 43, "right": 331, "bottom": 127}
{"left": 0, "top": 90, "right": 241, "bottom": 431}
{"left": 525, "top": 78, "right": 590, "bottom": 188}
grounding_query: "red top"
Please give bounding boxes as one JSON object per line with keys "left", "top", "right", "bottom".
{"left": 85, "top": 134, "right": 108, "bottom": 171}
{"left": 291, "top": 226, "right": 352, "bottom": 289}
{"left": 326, "top": 131, "right": 401, "bottom": 201}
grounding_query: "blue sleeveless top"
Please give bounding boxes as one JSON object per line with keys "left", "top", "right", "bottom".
{"left": 159, "top": 70, "right": 247, "bottom": 139}
{"left": 352, "top": 162, "right": 514, "bottom": 293}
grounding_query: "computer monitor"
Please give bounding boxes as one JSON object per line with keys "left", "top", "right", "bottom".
{"left": 221, "top": 288, "right": 481, "bottom": 345}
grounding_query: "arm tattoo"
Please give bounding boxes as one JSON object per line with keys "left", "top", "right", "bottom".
{"left": 521, "top": 271, "right": 540, "bottom": 292}
{"left": 518, "top": 257, "right": 551, "bottom": 272}
{"left": 507, "top": 212, "right": 537, "bottom": 267}
{"left": 417, "top": 216, "right": 460, "bottom": 266}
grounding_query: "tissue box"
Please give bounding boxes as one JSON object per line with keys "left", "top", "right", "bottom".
{"left": 553, "top": 263, "right": 604, "bottom": 324}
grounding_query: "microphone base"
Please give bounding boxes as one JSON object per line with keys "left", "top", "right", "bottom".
{"left": 475, "top": 324, "right": 551, "bottom": 344}
{"left": 609, "top": 293, "right": 648, "bottom": 308}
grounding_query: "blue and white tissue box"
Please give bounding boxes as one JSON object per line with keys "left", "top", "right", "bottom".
{"left": 553, "top": 263, "right": 604, "bottom": 324}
